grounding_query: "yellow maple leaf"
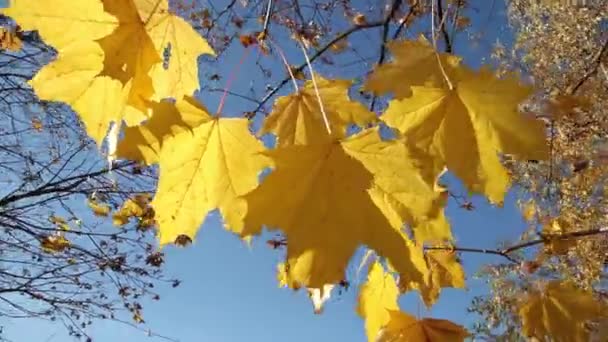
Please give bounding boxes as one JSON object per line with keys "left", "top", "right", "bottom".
{"left": 278, "top": 260, "right": 335, "bottom": 315}
{"left": 18, "top": 0, "right": 214, "bottom": 145}
{"left": 277, "top": 262, "right": 297, "bottom": 289}
{"left": 403, "top": 249, "right": 466, "bottom": 307}
{"left": 364, "top": 36, "right": 462, "bottom": 99}
{"left": 28, "top": 41, "right": 133, "bottom": 145}
{"left": 519, "top": 281, "right": 607, "bottom": 342}
{"left": 382, "top": 68, "right": 548, "bottom": 203}
{"left": 119, "top": 97, "right": 268, "bottom": 244}
{"left": 377, "top": 310, "right": 468, "bottom": 342}
{"left": 357, "top": 261, "right": 400, "bottom": 342}
{"left": 2, "top": 0, "right": 117, "bottom": 50}
{"left": 242, "top": 128, "right": 430, "bottom": 289}
{"left": 346, "top": 133, "right": 450, "bottom": 243}
{"left": 260, "top": 77, "right": 376, "bottom": 146}
{"left": 99, "top": 0, "right": 215, "bottom": 107}
{"left": 116, "top": 97, "right": 211, "bottom": 163}
{"left": 112, "top": 194, "right": 153, "bottom": 226}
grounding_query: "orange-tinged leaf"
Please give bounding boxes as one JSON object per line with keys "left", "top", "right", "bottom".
{"left": 382, "top": 68, "right": 548, "bottom": 203}
{"left": 2, "top": 0, "right": 117, "bottom": 49}
{"left": 519, "top": 281, "right": 607, "bottom": 342}
{"left": 119, "top": 97, "right": 269, "bottom": 244}
{"left": 364, "top": 36, "right": 462, "bottom": 98}
{"left": 112, "top": 194, "right": 153, "bottom": 226}
{"left": 357, "top": 261, "right": 400, "bottom": 342}
{"left": 544, "top": 94, "right": 591, "bottom": 120}
{"left": 41, "top": 235, "right": 71, "bottom": 253}
{"left": 260, "top": 77, "right": 376, "bottom": 146}
{"left": 242, "top": 128, "right": 429, "bottom": 289}
{"left": 377, "top": 310, "right": 468, "bottom": 342}
{"left": 0, "top": 27, "right": 22, "bottom": 51}
{"left": 352, "top": 13, "right": 367, "bottom": 26}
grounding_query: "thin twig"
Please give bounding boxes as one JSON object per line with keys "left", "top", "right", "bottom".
{"left": 392, "top": 4, "right": 418, "bottom": 40}
{"left": 261, "top": 0, "right": 273, "bottom": 38}
{"left": 425, "top": 246, "right": 519, "bottom": 263}
{"left": 251, "top": 20, "right": 390, "bottom": 114}
{"left": 436, "top": 0, "right": 452, "bottom": 53}
{"left": 570, "top": 38, "right": 608, "bottom": 94}
{"left": 426, "top": 227, "right": 608, "bottom": 264}
{"left": 369, "top": 0, "right": 403, "bottom": 111}
{"left": 431, "top": 0, "right": 454, "bottom": 90}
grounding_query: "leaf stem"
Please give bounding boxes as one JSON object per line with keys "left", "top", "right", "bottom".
{"left": 216, "top": 46, "right": 253, "bottom": 116}
{"left": 269, "top": 38, "right": 299, "bottom": 93}
{"left": 251, "top": 20, "right": 390, "bottom": 114}
{"left": 297, "top": 39, "right": 332, "bottom": 135}
{"left": 431, "top": 0, "right": 454, "bottom": 90}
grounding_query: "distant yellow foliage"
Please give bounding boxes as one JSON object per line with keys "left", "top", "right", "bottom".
{"left": 519, "top": 281, "right": 607, "bottom": 342}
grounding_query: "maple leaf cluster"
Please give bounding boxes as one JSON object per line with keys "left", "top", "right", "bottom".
{"left": 3, "top": 0, "right": 605, "bottom": 341}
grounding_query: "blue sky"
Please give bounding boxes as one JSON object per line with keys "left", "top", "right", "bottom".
{"left": 1, "top": 1, "right": 530, "bottom": 341}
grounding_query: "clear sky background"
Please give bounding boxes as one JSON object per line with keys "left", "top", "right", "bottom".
{"left": 1, "top": 1, "right": 531, "bottom": 341}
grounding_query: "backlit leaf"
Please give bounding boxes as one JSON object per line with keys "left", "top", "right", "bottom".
{"left": 119, "top": 97, "right": 268, "bottom": 244}
{"left": 519, "top": 281, "right": 607, "bottom": 342}
{"left": 377, "top": 310, "right": 468, "bottom": 342}
{"left": 364, "top": 37, "right": 462, "bottom": 99}
{"left": 28, "top": 41, "right": 133, "bottom": 145}
{"left": 357, "top": 261, "right": 400, "bottom": 342}
{"left": 100, "top": 0, "right": 215, "bottom": 106}
{"left": 3, "top": 0, "right": 117, "bottom": 49}
{"left": 116, "top": 97, "right": 211, "bottom": 163}
{"left": 260, "top": 77, "right": 376, "bottom": 146}
{"left": 403, "top": 249, "right": 466, "bottom": 306}
{"left": 242, "top": 128, "right": 429, "bottom": 289}
{"left": 382, "top": 68, "right": 548, "bottom": 203}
